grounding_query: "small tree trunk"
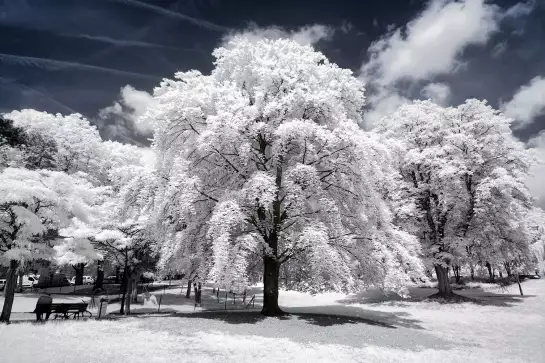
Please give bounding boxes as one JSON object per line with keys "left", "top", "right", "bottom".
{"left": 95, "top": 260, "right": 104, "bottom": 290}
{"left": 515, "top": 272, "right": 523, "bottom": 296}
{"left": 17, "top": 270, "right": 23, "bottom": 293}
{"left": 453, "top": 265, "right": 461, "bottom": 284}
{"left": 73, "top": 263, "right": 84, "bottom": 286}
{"left": 120, "top": 265, "right": 128, "bottom": 314}
{"left": 504, "top": 262, "right": 512, "bottom": 278}
{"left": 132, "top": 278, "right": 138, "bottom": 304}
{"left": 470, "top": 265, "right": 475, "bottom": 281}
{"left": 185, "top": 280, "right": 192, "bottom": 299}
{"left": 261, "top": 256, "right": 283, "bottom": 316}
{"left": 0, "top": 260, "right": 19, "bottom": 323}
{"left": 125, "top": 275, "right": 133, "bottom": 315}
{"left": 434, "top": 264, "right": 453, "bottom": 296}
{"left": 485, "top": 262, "right": 494, "bottom": 282}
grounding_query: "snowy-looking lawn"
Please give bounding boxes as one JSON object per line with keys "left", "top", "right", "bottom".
{"left": 1, "top": 279, "right": 544, "bottom": 363}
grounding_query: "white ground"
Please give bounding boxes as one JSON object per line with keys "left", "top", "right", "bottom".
{"left": 0, "top": 279, "right": 543, "bottom": 363}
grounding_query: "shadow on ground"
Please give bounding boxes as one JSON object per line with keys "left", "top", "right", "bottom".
{"left": 337, "top": 285, "right": 535, "bottom": 308}
{"left": 109, "top": 307, "right": 423, "bottom": 329}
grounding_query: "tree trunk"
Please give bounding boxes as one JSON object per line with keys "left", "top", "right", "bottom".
{"left": 125, "top": 275, "right": 133, "bottom": 315}
{"left": 485, "top": 262, "right": 494, "bottom": 282}
{"left": 0, "top": 260, "right": 19, "bottom": 323}
{"left": 94, "top": 260, "right": 104, "bottom": 290}
{"left": 120, "top": 265, "right": 128, "bottom": 314}
{"left": 453, "top": 265, "right": 461, "bottom": 284}
{"left": 470, "top": 265, "right": 475, "bottom": 281}
{"left": 17, "top": 270, "right": 23, "bottom": 293}
{"left": 515, "top": 272, "right": 523, "bottom": 296}
{"left": 504, "top": 262, "right": 512, "bottom": 278}
{"left": 132, "top": 278, "right": 138, "bottom": 304}
{"left": 434, "top": 264, "right": 453, "bottom": 296}
{"left": 185, "top": 280, "right": 192, "bottom": 299}
{"left": 261, "top": 256, "right": 283, "bottom": 316}
{"left": 73, "top": 263, "right": 84, "bottom": 286}
{"left": 261, "top": 162, "right": 285, "bottom": 317}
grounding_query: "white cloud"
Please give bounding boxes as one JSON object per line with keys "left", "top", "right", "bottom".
{"left": 362, "top": 0, "right": 500, "bottom": 86}
{"left": 222, "top": 24, "right": 334, "bottom": 47}
{"left": 361, "top": 0, "right": 505, "bottom": 127}
{"left": 420, "top": 82, "right": 451, "bottom": 105}
{"left": 364, "top": 92, "right": 410, "bottom": 128}
{"left": 99, "top": 85, "right": 157, "bottom": 136}
{"left": 501, "top": 76, "right": 545, "bottom": 128}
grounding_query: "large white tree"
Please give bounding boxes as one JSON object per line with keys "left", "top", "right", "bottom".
{"left": 378, "top": 99, "right": 536, "bottom": 295}
{"left": 141, "top": 38, "right": 424, "bottom": 315}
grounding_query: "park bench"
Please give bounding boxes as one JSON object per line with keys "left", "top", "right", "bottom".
{"left": 48, "top": 303, "right": 92, "bottom": 320}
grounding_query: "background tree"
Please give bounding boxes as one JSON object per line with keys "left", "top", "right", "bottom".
{"left": 94, "top": 219, "right": 158, "bottom": 315}
{"left": 54, "top": 237, "right": 102, "bottom": 286}
{"left": 378, "top": 99, "right": 536, "bottom": 296}
{"left": 0, "top": 168, "right": 99, "bottom": 322}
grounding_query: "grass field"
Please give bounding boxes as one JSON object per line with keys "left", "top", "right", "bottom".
{"left": 1, "top": 279, "right": 543, "bottom": 363}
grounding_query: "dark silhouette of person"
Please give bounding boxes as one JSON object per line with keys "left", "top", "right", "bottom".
{"left": 34, "top": 293, "right": 52, "bottom": 321}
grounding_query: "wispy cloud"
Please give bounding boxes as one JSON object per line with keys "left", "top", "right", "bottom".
{"left": 0, "top": 53, "right": 157, "bottom": 80}
{"left": 60, "top": 33, "right": 174, "bottom": 49}
{"left": 0, "top": 77, "right": 79, "bottom": 114}
{"left": 503, "top": 1, "right": 536, "bottom": 19}
{"left": 112, "top": 0, "right": 228, "bottom": 32}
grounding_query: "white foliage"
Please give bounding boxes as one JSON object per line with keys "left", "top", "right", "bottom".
{"left": 0, "top": 167, "right": 101, "bottom": 265}
{"left": 378, "top": 98, "right": 537, "bottom": 273}
{"left": 144, "top": 38, "right": 424, "bottom": 293}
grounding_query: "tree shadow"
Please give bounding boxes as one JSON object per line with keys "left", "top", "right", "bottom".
{"left": 117, "top": 306, "right": 424, "bottom": 330}
{"left": 338, "top": 285, "right": 536, "bottom": 308}
{"left": 285, "top": 305, "right": 424, "bottom": 329}
{"left": 120, "top": 310, "right": 269, "bottom": 325}
{"left": 467, "top": 293, "right": 537, "bottom": 307}
{"left": 290, "top": 312, "right": 397, "bottom": 328}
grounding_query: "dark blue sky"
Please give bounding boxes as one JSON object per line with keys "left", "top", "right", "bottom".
{"left": 0, "top": 0, "right": 543, "bottom": 144}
